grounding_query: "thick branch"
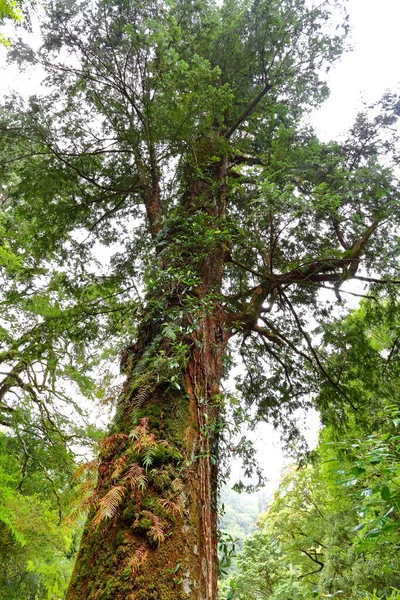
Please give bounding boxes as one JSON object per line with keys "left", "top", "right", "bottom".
{"left": 249, "top": 324, "right": 285, "bottom": 346}
{"left": 0, "top": 362, "right": 27, "bottom": 404}
{"left": 298, "top": 549, "right": 324, "bottom": 579}
{"left": 225, "top": 83, "right": 272, "bottom": 139}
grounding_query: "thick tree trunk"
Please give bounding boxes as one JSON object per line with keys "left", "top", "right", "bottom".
{"left": 67, "top": 165, "right": 230, "bottom": 600}
{"left": 66, "top": 312, "right": 227, "bottom": 600}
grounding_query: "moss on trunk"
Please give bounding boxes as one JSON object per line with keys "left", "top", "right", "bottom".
{"left": 66, "top": 308, "right": 228, "bottom": 600}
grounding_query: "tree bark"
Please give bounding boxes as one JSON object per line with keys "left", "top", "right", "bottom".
{"left": 66, "top": 311, "right": 227, "bottom": 600}
{"left": 66, "top": 164, "right": 230, "bottom": 600}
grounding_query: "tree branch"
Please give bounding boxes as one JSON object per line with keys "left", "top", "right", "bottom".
{"left": 298, "top": 549, "right": 324, "bottom": 579}
{"left": 279, "top": 289, "right": 356, "bottom": 409}
{"left": 225, "top": 83, "right": 272, "bottom": 139}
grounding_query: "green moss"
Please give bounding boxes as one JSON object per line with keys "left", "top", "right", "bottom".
{"left": 104, "top": 577, "right": 119, "bottom": 599}
{"left": 134, "top": 576, "right": 186, "bottom": 600}
{"left": 149, "top": 471, "right": 172, "bottom": 492}
{"left": 122, "top": 501, "right": 137, "bottom": 523}
{"left": 163, "top": 403, "right": 189, "bottom": 447}
{"left": 138, "top": 404, "right": 163, "bottom": 418}
{"left": 141, "top": 496, "right": 160, "bottom": 513}
{"left": 135, "top": 511, "right": 152, "bottom": 533}
{"left": 122, "top": 564, "right": 132, "bottom": 580}
{"left": 115, "top": 529, "right": 125, "bottom": 547}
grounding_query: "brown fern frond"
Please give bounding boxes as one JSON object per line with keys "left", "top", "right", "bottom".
{"left": 92, "top": 588, "right": 103, "bottom": 600}
{"left": 92, "top": 485, "right": 126, "bottom": 527}
{"left": 111, "top": 454, "right": 130, "bottom": 481}
{"left": 122, "top": 463, "right": 148, "bottom": 491}
{"left": 65, "top": 489, "right": 99, "bottom": 525}
{"left": 73, "top": 459, "right": 99, "bottom": 480}
{"left": 69, "top": 477, "right": 98, "bottom": 507}
{"left": 150, "top": 514, "right": 165, "bottom": 545}
{"left": 130, "top": 418, "right": 157, "bottom": 453}
{"left": 100, "top": 433, "right": 129, "bottom": 452}
{"left": 158, "top": 498, "right": 183, "bottom": 517}
{"left": 130, "top": 545, "right": 148, "bottom": 579}
{"left": 158, "top": 439, "right": 172, "bottom": 449}
{"left": 141, "top": 416, "right": 151, "bottom": 430}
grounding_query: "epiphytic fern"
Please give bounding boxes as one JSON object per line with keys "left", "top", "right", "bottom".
{"left": 130, "top": 418, "right": 159, "bottom": 470}
{"left": 100, "top": 433, "right": 129, "bottom": 453}
{"left": 111, "top": 454, "right": 130, "bottom": 481}
{"left": 130, "top": 545, "right": 148, "bottom": 579}
{"left": 150, "top": 514, "right": 165, "bottom": 545}
{"left": 135, "top": 384, "right": 153, "bottom": 408}
{"left": 65, "top": 460, "right": 100, "bottom": 525}
{"left": 92, "top": 485, "right": 127, "bottom": 527}
{"left": 122, "top": 463, "right": 148, "bottom": 491}
{"left": 130, "top": 417, "right": 157, "bottom": 452}
{"left": 158, "top": 498, "right": 183, "bottom": 517}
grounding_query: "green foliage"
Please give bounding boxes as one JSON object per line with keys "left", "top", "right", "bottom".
{"left": 221, "top": 300, "right": 400, "bottom": 599}
{"left": 0, "top": 0, "right": 21, "bottom": 46}
{"left": 0, "top": 431, "right": 80, "bottom": 599}
{"left": 0, "top": 0, "right": 397, "bottom": 456}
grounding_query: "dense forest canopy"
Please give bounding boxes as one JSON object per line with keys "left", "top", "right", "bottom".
{"left": 0, "top": 0, "right": 399, "bottom": 598}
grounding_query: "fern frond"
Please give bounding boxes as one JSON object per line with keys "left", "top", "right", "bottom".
{"left": 130, "top": 417, "right": 157, "bottom": 453}
{"left": 150, "top": 514, "right": 165, "bottom": 545}
{"left": 158, "top": 498, "right": 183, "bottom": 516}
{"left": 158, "top": 439, "right": 172, "bottom": 449}
{"left": 74, "top": 459, "right": 99, "bottom": 480}
{"left": 92, "top": 485, "right": 126, "bottom": 527}
{"left": 142, "top": 446, "right": 156, "bottom": 470}
{"left": 111, "top": 455, "right": 130, "bottom": 481}
{"left": 122, "top": 463, "right": 148, "bottom": 491}
{"left": 65, "top": 485, "right": 99, "bottom": 525}
{"left": 101, "top": 433, "right": 129, "bottom": 451}
{"left": 130, "top": 545, "right": 148, "bottom": 578}
{"left": 135, "top": 384, "right": 153, "bottom": 408}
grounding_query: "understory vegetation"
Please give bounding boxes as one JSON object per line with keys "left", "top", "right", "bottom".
{"left": 219, "top": 303, "right": 400, "bottom": 600}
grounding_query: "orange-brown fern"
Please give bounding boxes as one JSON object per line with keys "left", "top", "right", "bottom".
{"left": 92, "top": 485, "right": 127, "bottom": 527}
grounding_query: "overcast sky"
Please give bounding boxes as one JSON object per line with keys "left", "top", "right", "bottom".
{"left": 313, "top": 0, "right": 400, "bottom": 140}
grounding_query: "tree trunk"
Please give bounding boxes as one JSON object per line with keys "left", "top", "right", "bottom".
{"left": 66, "top": 166, "right": 230, "bottom": 600}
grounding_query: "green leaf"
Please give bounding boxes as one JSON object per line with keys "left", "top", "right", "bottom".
{"left": 380, "top": 485, "right": 391, "bottom": 501}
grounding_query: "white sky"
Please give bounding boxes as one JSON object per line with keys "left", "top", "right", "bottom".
{"left": 312, "top": 0, "right": 400, "bottom": 140}
{"left": 1, "top": 0, "right": 399, "bottom": 491}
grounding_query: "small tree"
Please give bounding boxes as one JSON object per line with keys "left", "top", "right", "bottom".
{"left": 1, "top": 0, "right": 399, "bottom": 598}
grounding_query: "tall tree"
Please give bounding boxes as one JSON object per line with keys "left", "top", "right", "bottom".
{"left": 1, "top": 0, "right": 399, "bottom": 598}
